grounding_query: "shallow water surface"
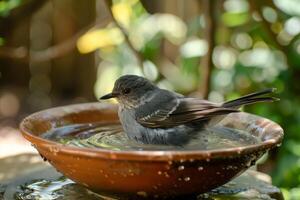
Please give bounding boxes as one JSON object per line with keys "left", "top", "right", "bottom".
{"left": 41, "top": 123, "right": 261, "bottom": 151}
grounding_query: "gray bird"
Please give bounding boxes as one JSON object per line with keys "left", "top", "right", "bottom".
{"left": 100, "top": 75, "right": 277, "bottom": 145}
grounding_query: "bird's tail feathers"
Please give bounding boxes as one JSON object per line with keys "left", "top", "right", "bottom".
{"left": 222, "top": 88, "right": 278, "bottom": 108}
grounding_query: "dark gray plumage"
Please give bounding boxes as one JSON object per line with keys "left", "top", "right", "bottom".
{"left": 100, "top": 75, "right": 277, "bottom": 145}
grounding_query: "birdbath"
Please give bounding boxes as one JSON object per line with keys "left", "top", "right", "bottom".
{"left": 20, "top": 103, "right": 284, "bottom": 199}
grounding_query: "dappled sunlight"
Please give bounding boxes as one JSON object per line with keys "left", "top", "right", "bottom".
{"left": 180, "top": 38, "right": 208, "bottom": 58}
{"left": 0, "top": 154, "right": 44, "bottom": 183}
{"left": 262, "top": 7, "right": 277, "bottom": 23}
{"left": 0, "top": 92, "right": 19, "bottom": 117}
{"left": 143, "top": 60, "right": 158, "bottom": 81}
{"left": 231, "top": 32, "right": 253, "bottom": 50}
{"left": 0, "top": 127, "right": 37, "bottom": 159}
{"left": 274, "top": 0, "right": 300, "bottom": 16}
{"left": 284, "top": 17, "right": 300, "bottom": 36}
{"left": 77, "top": 27, "right": 124, "bottom": 53}
{"left": 213, "top": 46, "right": 237, "bottom": 69}
{"left": 130, "top": 14, "right": 187, "bottom": 49}
{"left": 213, "top": 70, "right": 234, "bottom": 89}
{"left": 94, "top": 63, "right": 120, "bottom": 101}
{"left": 239, "top": 47, "right": 273, "bottom": 67}
{"left": 112, "top": 2, "right": 133, "bottom": 28}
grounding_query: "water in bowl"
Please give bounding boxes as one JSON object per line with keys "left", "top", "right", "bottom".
{"left": 41, "top": 122, "right": 260, "bottom": 151}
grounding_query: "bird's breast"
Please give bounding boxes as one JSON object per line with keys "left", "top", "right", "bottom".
{"left": 118, "top": 108, "right": 142, "bottom": 138}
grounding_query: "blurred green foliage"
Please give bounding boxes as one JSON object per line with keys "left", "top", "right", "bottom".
{"left": 0, "top": 37, "right": 4, "bottom": 46}
{"left": 0, "top": 0, "right": 22, "bottom": 17}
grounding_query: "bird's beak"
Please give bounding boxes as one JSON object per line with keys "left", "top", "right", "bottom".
{"left": 99, "top": 92, "right": 118, "bottom": 100}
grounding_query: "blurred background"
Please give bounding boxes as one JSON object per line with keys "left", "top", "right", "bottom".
{"left": 0, "top": 0, "right": 299, "bottom": 198}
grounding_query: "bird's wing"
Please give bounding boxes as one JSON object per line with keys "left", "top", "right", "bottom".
{"left": 135, "top": 90, "right": 239, "bottom": 128}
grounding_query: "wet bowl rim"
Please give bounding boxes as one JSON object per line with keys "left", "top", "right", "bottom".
{"left": 19, "top": 102, "right": 284, "bottom": 161}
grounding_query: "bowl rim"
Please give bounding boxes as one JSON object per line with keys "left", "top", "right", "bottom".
{"left": 19, "top": 102, "right": 284, "bottom": 161}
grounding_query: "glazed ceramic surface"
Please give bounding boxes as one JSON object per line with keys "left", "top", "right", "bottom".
{"left": 20, "top": 103, "right": 283, "bottom": 198}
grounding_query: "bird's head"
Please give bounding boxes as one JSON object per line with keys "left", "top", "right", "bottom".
{"left": 99, "top": 75, "right": 157, "bottom": 108}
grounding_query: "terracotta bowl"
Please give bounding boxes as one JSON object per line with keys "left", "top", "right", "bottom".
{"left": 20, "top": 103, "right": 283, "bottom": 199}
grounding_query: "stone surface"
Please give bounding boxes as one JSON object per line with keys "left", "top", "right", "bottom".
{"left": 0, "top": 154, "right": 283, "bottom": 200}
{"left": 198, "top": 170, "right": 283, "bottom": 200}
{"left": 0, "top": 127, "right": 36, "bottom": 159}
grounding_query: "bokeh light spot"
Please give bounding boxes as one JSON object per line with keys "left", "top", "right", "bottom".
{"left": 231, "top": 32, "right": 252, "bottom": 50}
{"left": 180, "top": 38, "right": 208, "bottom": 58}
{"left": 77, "top": 27, "right": 124, "bottom": 53}
{"left": 262, "top": 7, "right": 277, "bottom": 23}
{"left": 0, "top": 92, "right": 20, "bottom": 117}
{"left": 213, "top": 46, "right": 237, "bottom": 69}
{"left": 284, "top": 17, "right": 300, "bottom": 36}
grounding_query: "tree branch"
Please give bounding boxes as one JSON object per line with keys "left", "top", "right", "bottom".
{"left": 199, "top": 0, "right": 216, "bottom": 99}
{"left": 0, "top": 0, "right": 48, "bottom": 35}
{"left": 249, "top": 0, "right": 288, "bottom": 55}
{"left": 103, "top": 0, "right": 169, "bottom": 82}
{"left": 0, "top": 18, "right": 109, "bottom": 63}
{"left": 103, "top": 0, "right": 144, "bottom": 68}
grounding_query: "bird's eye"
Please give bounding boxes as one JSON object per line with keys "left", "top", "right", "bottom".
{"left": 123, "top": 88, "right": 131, "bottom": 94}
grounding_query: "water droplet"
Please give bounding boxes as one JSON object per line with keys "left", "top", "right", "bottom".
{"left": 49, "top": 146, "right": 60, "bottom": 156}
{"left": 198, "top": 166, "right": 204, "bottom": 171}
{"left": 178, "top": 178, "right": 182, "bottom": 181}
{"left": 157, "top": 171, "right": 162, "bottom": 175}
{"left": 178, "top": 165, "right": 185, "bottom": 171}
{"left": 184, "top": 177, "right": 190, "bottom": 182}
